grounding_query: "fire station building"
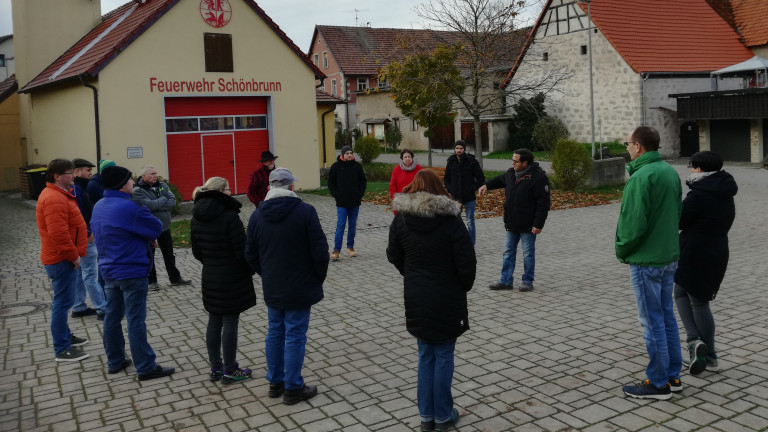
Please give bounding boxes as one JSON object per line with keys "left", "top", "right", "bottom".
{"left": 15, "top": 0, "right": 324, "bottom": 199}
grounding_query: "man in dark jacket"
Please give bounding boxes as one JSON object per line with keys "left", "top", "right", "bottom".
{"left": 246, "top": 150, "right": 277, "bottom": 207}
{"left": 245, "top": 168, "right": 329, "bottom": 406}
{"left": 479, "top": 148, "right": 550, "bottom": 292}
{"left": 132, "top": 164, "right": 191, "bottom": 290}
{"left": 443, "top": 140, "right": 485, "bottom": 244}
{"left": 71, "top": 158, "right": 106, "bottom": 320}
{"left": 86, "top": 159, "right": 115, "bottom": 204}
{"left": 91, "top": 165, "right": 175, "bottom": 381}
{"left": 327, "top": 145, "right": 366, "bottom": 261}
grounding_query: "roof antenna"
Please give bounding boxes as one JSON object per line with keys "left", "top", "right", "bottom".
{"left": 353, "top": 9, "right": 369, "bottom": 26}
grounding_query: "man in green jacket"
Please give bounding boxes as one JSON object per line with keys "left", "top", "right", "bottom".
{"left": 616, "top": 126, "right": 682, "bottom": 401}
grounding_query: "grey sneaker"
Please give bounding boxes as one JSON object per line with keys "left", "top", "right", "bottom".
{"left": 687, "top": 340, "right": 707, "bottom": 375}
{"left": 519, "top": 282, "right": 534, "bottom": 292}
{"left": 170, "top": 278, "right": 191, "bottom": 286}
{"left": 706, "top": 357, "right": 719, "bottom": 372}
{"left": 55, "top": 346, "right": 89, "bottom": 362}
{"left": 148, "top": 282, "right": 160, "bottom": 291}
{"left": 70, "top": 334, "right": 88, "bottom": 347}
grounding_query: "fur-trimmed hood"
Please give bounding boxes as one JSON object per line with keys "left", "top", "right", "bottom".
{"left": 392, "top": 192, "right": 461, "bottom": 218}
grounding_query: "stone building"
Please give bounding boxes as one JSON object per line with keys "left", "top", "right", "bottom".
{"left": 506, "top": 0, "right": 755, "bottom": 160}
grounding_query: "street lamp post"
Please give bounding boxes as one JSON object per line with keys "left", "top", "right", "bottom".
{"left": 577, "top": 0, "right": 596, "bottom": 158}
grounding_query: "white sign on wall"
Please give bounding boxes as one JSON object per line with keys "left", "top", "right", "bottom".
{"left": 127, "top": 147, "right": 143, "bottom": 159}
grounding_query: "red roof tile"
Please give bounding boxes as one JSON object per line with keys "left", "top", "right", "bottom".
{"left": 575, "top": 0, "right": 752, "bottom": 73}
{"left": 0, "top": 75, "right": 18, "bottom": 104}
{"left": 315, "top": 26, "right": 472, "bottom": 76}
{"left": 316, "top": 89, "right": 345, "bottom": 104}
{"left": 730, "top": 0, "right": 768, "bottom": 47}
{"left": 21, "top": 0, "right": 323, "bottom": 93}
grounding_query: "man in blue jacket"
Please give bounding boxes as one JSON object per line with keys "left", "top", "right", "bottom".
{"left": 245, "top": 168, "right": 329, "bottom": 406}
{"left": 91, "top": 166, "right": 175, "bottom": 381}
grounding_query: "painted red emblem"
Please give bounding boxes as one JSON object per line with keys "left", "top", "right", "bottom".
{"left": 200, "top": 0, "right": 232, "bottom": 28}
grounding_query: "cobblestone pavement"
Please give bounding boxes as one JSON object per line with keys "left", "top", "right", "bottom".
{"left": 1, "top": 164, "right": 766, "bottom": 432}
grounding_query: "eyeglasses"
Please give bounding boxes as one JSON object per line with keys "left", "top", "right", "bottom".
{"left": 623, "top": 141, "right": 637, "bottom": 148}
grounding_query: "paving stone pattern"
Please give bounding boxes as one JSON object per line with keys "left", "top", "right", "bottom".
{"left": 0, "top": 163, "right": 766, "bottom": 431}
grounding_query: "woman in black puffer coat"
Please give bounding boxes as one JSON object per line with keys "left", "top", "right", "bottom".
{"left": 191, "top": 177, "right": 256, "bottom": 384}
{"left": 387, "top": 169, "right": 476, "bottom": 431}
{"left": 674, "top": 151, "right": 737, "bottom": 376}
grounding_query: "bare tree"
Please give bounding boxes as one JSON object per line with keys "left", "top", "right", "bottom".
{"left": 412, "top": 0, "right": 570, "bottom": 167}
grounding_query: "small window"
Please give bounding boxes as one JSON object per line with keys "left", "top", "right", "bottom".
{"left": 542, "top": 52, "right": 548, "bottom": 61}
{"left": 323, "top": 52, "right": 328, "bottom": 69}
{"left": 200, "top": 117, "right": 234, "bottom": 131}
{"left": 204, "top": 33, "right": 233, "bottom": 72}
{"left": 357, "top": 77, "right": 368, "bottom": 91}
{"left": 235, "top": 116, "right": 267, "bottom": 129}
{"left": 580, "top": 45, "right": 587, "bottom": 55}
{"left": 331, "top": 79, "right": 337, "bottom": 95}
{"left": 166, "top": 118, "right": 199, "bottom": 133}
{"left": 412, "top": 119, "right": 419, "bottom": 131}
{"left": 314, "top": 54, "right": 319, "bottom": 66}
{"left": 0, "top": 54, "right": 5, "bottom": 67}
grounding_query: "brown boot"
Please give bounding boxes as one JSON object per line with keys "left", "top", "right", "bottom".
{"left": 346, "top": 248, "right": 357, "bottom": 257}
{"left": 330, "top": 250, "right": 340, "bottom": 261}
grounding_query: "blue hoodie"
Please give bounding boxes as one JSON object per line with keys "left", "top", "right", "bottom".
{"left": 91, "top": 189, "right": 163, "bottom": 281}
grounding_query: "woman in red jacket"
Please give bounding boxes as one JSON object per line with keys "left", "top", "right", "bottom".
{"left": 389, "top": 149, "right": 423, "bottom": 200}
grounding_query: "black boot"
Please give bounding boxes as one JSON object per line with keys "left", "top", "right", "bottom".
{"left": 283, "top": 384, "right": 318, "bottom": 405}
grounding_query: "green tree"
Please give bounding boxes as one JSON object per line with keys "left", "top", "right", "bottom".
{"left": 384, "top": 44, "right": 460, "bottom": 166}
{"left": 551, "top": 138, "right": 593, "bottom": 191}
{"left": 384, "top": 125, "right": 403, "bottom": 152}
{"left": 509, "top": 93, "right": 546, "bottom": 150}
{"left": 531, "top": 115, "right": 569, "bottom": 152}
{"left": 406, "top": 0, "right": 569, "bottom": 168}
{"left": 354, "top": 136, "right": 382, "bottom": 164}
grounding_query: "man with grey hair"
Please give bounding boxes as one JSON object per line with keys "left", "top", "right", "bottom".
{"left": 245, "top": 168, "right": 329, "bottom": 406}
{"left": 133, "top": 165, "right": 190, "bottom": 290}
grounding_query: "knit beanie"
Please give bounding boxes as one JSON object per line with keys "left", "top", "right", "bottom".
{"left": 340, "top": 145, "right": 353, "bottom": 156}
{"left": 99, "top": 159, "right": 116, "bottom": 173}
{"left": 101, "top": 166, "right": 132, "bottom": 190}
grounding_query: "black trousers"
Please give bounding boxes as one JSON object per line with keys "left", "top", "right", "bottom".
{"left": 149, "top": 229, "right": 181, "bottom": 284}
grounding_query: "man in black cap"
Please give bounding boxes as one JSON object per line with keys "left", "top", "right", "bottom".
{"left": 328, "top": 146, "right": 366, "bottom": 261}
{"left": 247, "top": 150, "right": 278, "bottom": 207}
{"left": 91, "top": 165, "right": 175, "bottom": 381}
{"left": 70, "top": 158, "right": 106, "bottom": 320}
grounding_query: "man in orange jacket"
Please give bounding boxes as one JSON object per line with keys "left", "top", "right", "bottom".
{"left": 36, "top": 159, "right": 89, "bottom": 362}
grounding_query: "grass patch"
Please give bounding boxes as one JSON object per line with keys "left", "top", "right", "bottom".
{"left": 170, "top": 219, "right": 191, "bottom": 248}
{"left": 302, "top": 181, "right": 390, "bottom": 198}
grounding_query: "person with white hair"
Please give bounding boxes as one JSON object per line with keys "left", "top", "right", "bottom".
{"left": 245, "top": 168, "right": 329, "bottom": 406}
{"left": 132, "top": 164, "right": 191, "bottom": 290}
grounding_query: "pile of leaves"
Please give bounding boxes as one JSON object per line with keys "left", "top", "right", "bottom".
{"left": 365, "top": 188, "right": 622, "bottom": 217}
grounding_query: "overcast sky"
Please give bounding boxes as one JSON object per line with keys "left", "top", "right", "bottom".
{"left": 0, "top": 0, "right": 542, "bottom": 52}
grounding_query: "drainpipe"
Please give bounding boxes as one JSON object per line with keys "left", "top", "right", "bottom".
{"left": 321, "top": 107, "right": 335, "bottom": 168}
{"left": 79, "top": 75, "right": 101, "bottom": 162}
{"left": 640, "top": 73, "right": 649, "bottom": 125}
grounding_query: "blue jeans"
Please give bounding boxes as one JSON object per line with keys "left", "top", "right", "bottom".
{"left": 73, "top": 241, "right": 106, "bottom": 314}
{"left": 265, "top": 307, "right": 311, "bottom": 390}
{"left": 44, "top": 260, "right": 78, "bottom": 355}
{"left": 103, "top": 277, "right": 157, "bottom": 375}
{"left": 334, "top": 206, "right": 359, "bottom": 251}
{"left": 417, "top": 339, "right": 456, "bottom": 423}
{"left": 463, "top": 201, "right": 476, "bottom": 245}
{"left": 630, "top": 262, "right": 682, "bottom": 388}
{"left": 500, "top": 230, "right": 536, "bottom": 286}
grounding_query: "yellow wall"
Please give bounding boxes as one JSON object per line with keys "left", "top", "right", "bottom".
{"left": 25, "top": 0, "right": 321, "bottom": 192}
{"left": 28, "top": 83, "right": 96, "bottom": 164}
{"left": 0, "top": 92, "right": 22, "bottom": 191}
{"left": 317, "top": 103, "right": 338, "bottom": 169}
{"left": 12, "top": 0, "right": 102, "bottom": 167}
